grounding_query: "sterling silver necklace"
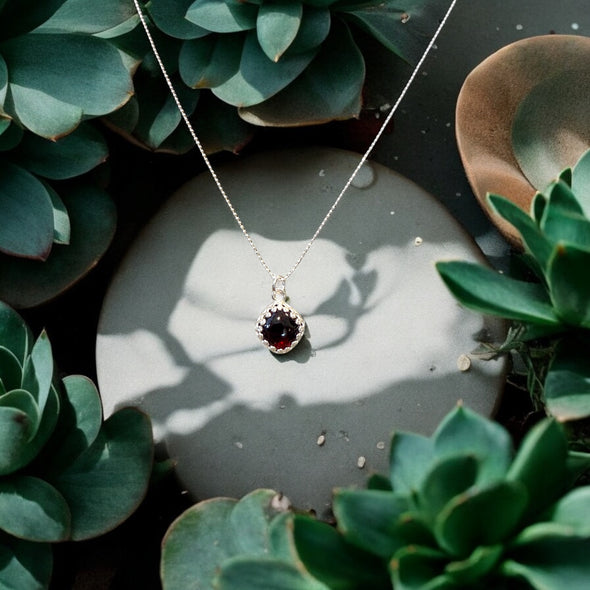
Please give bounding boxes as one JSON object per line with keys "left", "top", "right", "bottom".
{"left": 132, "top": 0, "right": 457, "bottom": 354}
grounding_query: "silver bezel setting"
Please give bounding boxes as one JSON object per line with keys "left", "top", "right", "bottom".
{"left": 256, "top": 301, "right": 305, "bottom": 354}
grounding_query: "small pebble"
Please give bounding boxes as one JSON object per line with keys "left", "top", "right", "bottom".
{"left": 317, "top": 433, "right": 326, "bottom": 447}
{"left": 376, "top": 441, "right": 386, "bottom": 450}
{"left": 457, "top": 354, "right": 471, "bottom": 372}
{"left": 234, "top": 441, "right": 244, "bottom": 449}
{"left": 271, "top": 493, "right": 292, "bottom": 512}
{"left": 357, "top": 456, "right": 367, "bottom": 469}
{"left": 414, "top": 236, "right": 423, "bottom": 246}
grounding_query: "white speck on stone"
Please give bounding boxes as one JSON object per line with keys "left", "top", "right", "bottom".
{"left": 317, "top": 433, "right": 326, "bottom": 446}
{"left": 516, "top": 24, "right": 524, "bottom": 30}
{"left": 390, "top": 211, "right": 395, "bottom": 215}
{"left": 234, "top": 441, "right": 244, "bottom": 449}
{"left": 446, "top": 122, "right": 451, "bottom": 127}
{"left": 572, "top": 23, "right": 580, "bottom": 30}
{"left": 457, "top": 354, "right": 471, "bottom": 372}
{"left": 456, "top": 192, "right": 462, "bottom": 197}
{"left": 357, "top": 456, "right": 367, "bottom": 469}
{"left": 319, "top": 169, "right": 326, "bottom": 177}
{"left": 376, "top": 441, "right": 386, "bottom": 450}
{"left": 414, "top": 237, "right": 423, "bottom": 246}
{"left": 379, "top": 103, "right": 391, "bottom": 112}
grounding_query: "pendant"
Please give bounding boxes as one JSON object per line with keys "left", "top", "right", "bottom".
{"left": 256, "top": 278, "right": 305, "bottom": 354}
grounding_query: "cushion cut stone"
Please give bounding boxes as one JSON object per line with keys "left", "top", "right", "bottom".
{"left": 261, "top": 309, "right": 300, "bottom": 350}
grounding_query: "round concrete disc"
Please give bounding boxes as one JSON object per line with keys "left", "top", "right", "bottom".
{"left": 96, "top": 147, "right": 506, "bottom": 516}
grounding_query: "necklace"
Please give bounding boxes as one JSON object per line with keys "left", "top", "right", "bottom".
{"left": 132, "top": 0, "right": 458, "bottom": 354}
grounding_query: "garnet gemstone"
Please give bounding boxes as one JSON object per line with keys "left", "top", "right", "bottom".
{"left": 261, "top": 310, "right": 300, "bottom": 350}
{"left": 256, "top": 301, "right": 305, "bottom": 354}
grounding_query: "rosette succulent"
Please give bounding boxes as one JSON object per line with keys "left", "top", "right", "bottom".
{"left": 437, "top": 150, "right": 590, "bottom": 421}
{"left": 160, "top": 405, "right": 590, "bottom": 590}
{"left": 109, "top": 0, "right": 451, "bottom": 153}
{"left": 0, "top": 301, "right": 153, "bottom": 590}
{"left": 0, "top": 0, "right": 137, "bottom": 307}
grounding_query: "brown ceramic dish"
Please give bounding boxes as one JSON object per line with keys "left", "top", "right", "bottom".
{"left": 456, "top": 35, "right": 590, "bottom": 245}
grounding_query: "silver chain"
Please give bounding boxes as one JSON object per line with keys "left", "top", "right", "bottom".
{"left": 132, "top": 0, "right": 458, "bottom": 282}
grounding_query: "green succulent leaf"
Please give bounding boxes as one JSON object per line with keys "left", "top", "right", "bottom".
{"left": 391, "top": 545, "right": 450, "bottom": 590}
{"left": 544, "top": 335, "right": 590, "bottom": 421}
{"left": 332, "top": 488, "right": 409, "bottom": 560}
{"left": 217, "top": 556, "right": 330, "bottom": 590}
{"left": 420, "top": 455, "right": 479, "bottom": 522}
{"left": 389, "top": 430, "right": 434, "bottom": 494}
{"left": 0, "top": 405, "right": 35, "bottom": 475}
{"left": 338, "top": 0, "right": 449, "bottom": 64}
{"left": 0, "top": 0, "right": 66, "bottom": 39}
{"left": 435, "top": 260, "right": 562, "bottom": 327}
{"left": 162, "top": 489, "right": 290, "bottom": 590}
{"left": 433, "top": 405, "right": 513, "bottom": 485}
{"left": 434, "top": 481, "right": 528, "bottom": 558}
{"left": 502, "top": 536, "right": 590, "bottom": 590}
{"left": 34, "top": 0, "right": 138, "bottom": 34}
{"left": 292, "top": 515, "right": 391, "bottom": 589}
{"left": 540, "top": 182, "right": 590, "bottom": 251}
{"left": 229, "top": 489, "right": 291, "bottom": 555}
{"left": 0, "top": 302, "right": 31, "bottom": 364}
{"left": 0, "top": 183, "right": 117, "bottom": 308}
{"left": 488, "top": 193, "right": 553, "bottom": 274}
{"left": 1, "top": 32, "right": 133, "bottom": 139}
{"left": 571, "top": 148, "right": 590, "bottom": 217}
{"left": 12, "top": 123, "right": 108, "bottom": 180}
{"left": 186, "top": 0, "right": 258, "bottom": 33}
{"left": 42, "top": 375, "right": 103, "bottom": 475}
{"left": 191, "top": 91, "right": 254, "bottom": 153}
{"left": 0, "top": 52, "right": 8, "bottom": 106}
{"left": 0, "top": 536, "right": 52, "bottom": 590}
{"left": 50, "top": 407, "right": 152, "bottom": 540}
{"left": 506, "top": 419, "right": 567, "bottom": 520}
{"left": 544, "top": 487, "right": 590, "bottom": 536}
{"left": 13, "top": 385, "right": 60, "bottom": 474}
{"left": 150, "top": 0, "right": 210, "bottom": 39}
{"left": 0, "top": 346, "right": 23, "bottom": 391}
{"left": 546, "top": 242, "right": 590, "bottom": 327}
{"left": 444, "top": 544, "right": 504, "bottom": 586}
{"left": 0, "top": 389, "right": 40, "bottom": 440}
{"left": 179, "top": 33, "right": 242, "bottom": 89}
{"left": 0, "top": 159, "right": 54, "bottom": 259}
{"left": 531, "top": 191, "right": 547, "bottom": 224}
{"left": 212, "top": 30, "right": 318, "bottom": 107}
{"left": 256, "top": 1, "right": 303, "bottom": 62}
{"left": 161, "top": 497, "right": 236, "bottom": 589}
{"left": 133, "top": 71, "right": 200, "bottom": 149}
{"left": 21, "top": 330, "right": 53, "bottom": 415}
{"left": 239, "top": 19, "right": 363, "bottom": 126}
{"left": 45, "top": 183, "right": 71, "bottom": 245}
{"left": 286, "top": 6, "right": 330, "bottom": 55}
{"left": 0, "top": 475, "right": 70, "bottom": 542}
{"left": 0, "top": 121, "right": 24, "bottom": 152}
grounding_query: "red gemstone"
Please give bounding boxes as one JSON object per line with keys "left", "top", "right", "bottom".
{"left": 261, "top": 309, "right": 300, "bottom": 350}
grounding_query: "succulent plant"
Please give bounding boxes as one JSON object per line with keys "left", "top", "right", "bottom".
{"left": 160, "top": 404, "right": 590, "bottom": 590}
{"left": 0, "top": 0, "right": 137, "bottom": 307}
{"left": 0, "top": 301, "right": 154, "bottom": 590}
{"left": 437, "top": 149, "right": 590, "bottom": 421}
{"left": 108, "top": 0, "right": 451, "bottom": 153}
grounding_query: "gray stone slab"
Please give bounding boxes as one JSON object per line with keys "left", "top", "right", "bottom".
{"left": 96, "top": 147, "right": 506, "bottom": 516}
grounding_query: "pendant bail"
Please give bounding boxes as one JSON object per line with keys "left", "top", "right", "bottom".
{"left": 272, "top": 276, "right": 287, "bottom": 302}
